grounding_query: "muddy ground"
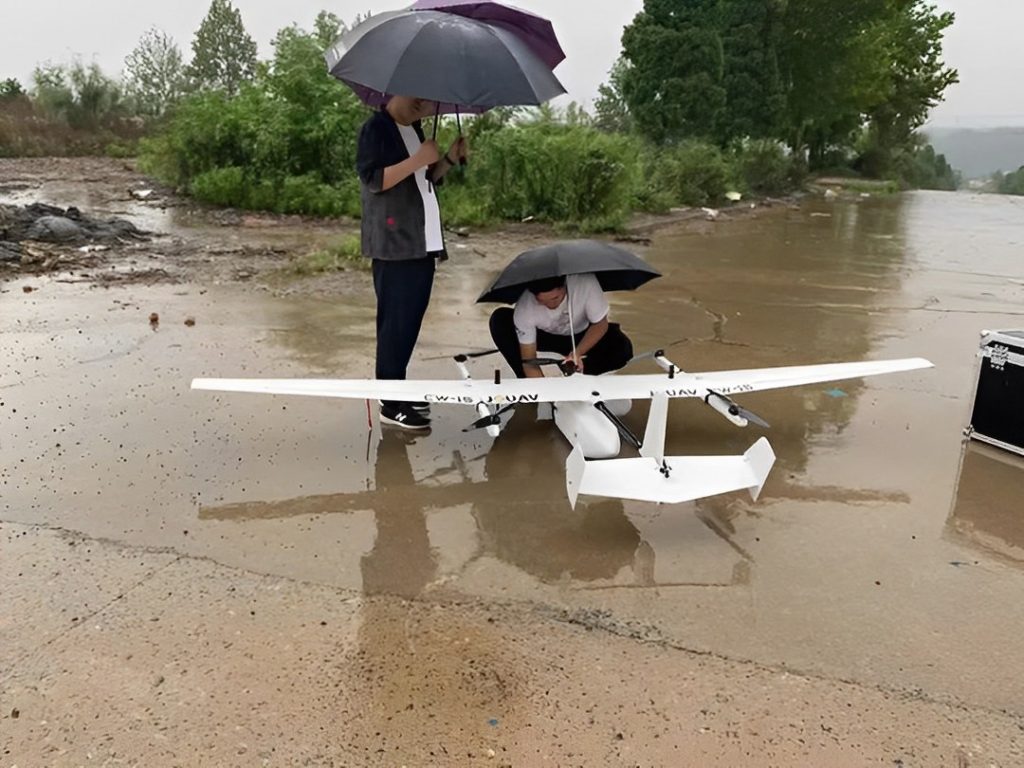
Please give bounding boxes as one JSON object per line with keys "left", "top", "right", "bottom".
{"left": 2, "top": 157, "right": 1024, "bottom": 766}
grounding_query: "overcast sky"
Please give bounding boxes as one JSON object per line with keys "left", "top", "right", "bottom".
{"left": 1, "top": 0, "right": 1021, "bottom": 128}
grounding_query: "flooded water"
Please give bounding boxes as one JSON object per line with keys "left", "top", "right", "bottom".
{"left": 3, "top": 190, "right": 1024, "bottom": 714}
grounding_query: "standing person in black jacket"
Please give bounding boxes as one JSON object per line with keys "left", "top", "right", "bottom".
{"left": 357, "top": 96, "right": 468, "bottom": 430}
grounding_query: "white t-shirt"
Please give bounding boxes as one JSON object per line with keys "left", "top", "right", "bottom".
{"left": 397, "top": 123, "right": 444, "bottom": 252}
{"left": 513, "top": 273, "right": 610, "bottom": 345}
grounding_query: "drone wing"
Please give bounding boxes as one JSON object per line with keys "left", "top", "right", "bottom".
{"left": 191, "top": 374, "right": 598, "bottom": 405}
{"left": 193, "top": 357, "right": 931, "bottom": 405}
{"left": 576, "top": 357, "right": 933, "bottom": 401}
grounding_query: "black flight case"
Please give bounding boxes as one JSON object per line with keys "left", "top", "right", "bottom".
{"left": 968, "top": 329, "right": 1024, "bottom": 457}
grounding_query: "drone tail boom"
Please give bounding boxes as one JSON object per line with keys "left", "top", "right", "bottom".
{"left": 566, "top": 437, "right": 776, "bottom": 507}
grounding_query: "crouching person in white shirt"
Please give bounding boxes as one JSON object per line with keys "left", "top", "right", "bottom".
{"left": 488, "top": 273, "right": 633, "bottom": 378}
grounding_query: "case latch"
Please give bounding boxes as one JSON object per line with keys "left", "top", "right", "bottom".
{"left": 990, "top": 344, "right": 1010, "bottom": 371}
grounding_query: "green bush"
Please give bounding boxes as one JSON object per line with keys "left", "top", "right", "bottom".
{"left": 891, "top": 143, "right": 958, "bottom": 191}
{"left": 650, "top": 141, "right": 731, "bottom": 206}
{"left": 734, "top": 140, "right": 794, "bottom": 195}
{"left": 999, "top": 167, "right": 1024, "bottom": 196}
{"left": 469, "top": 123, "right": 637, "bottom": 228}
{"left": 440, "top": 181, "right": 493, "bottom": 228}
{"left": 190, "top": 166, "right": 247, "bottom": 207}
{"left": 278, "top": 174, "right": 352, "bottom": 217}
{"left": 104, "top": 141, "right": 135, "bottom": 158}
{"left": 189, "top": 167, "right": 358, "bottom": 216}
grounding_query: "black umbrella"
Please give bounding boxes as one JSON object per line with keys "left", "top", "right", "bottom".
{"left": 325, "top": 9, "right": 565, "bottom": 114}
{"left": 477, "top": 240, "right": 662, "bottom": 304}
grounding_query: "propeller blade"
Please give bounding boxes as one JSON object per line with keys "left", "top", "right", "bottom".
{"left": 625, "top": 338, "right": 691, "bottom": 367}
{"left": 463, "top": 414, "right": 500, "bottom": 432}
{"left": 462, "top": 403, "right": 516, "bottom": 432}
{"left": 521, "top": 357, "right": 565, "bottom": 366}
{"left": 423, "top": 348, "right": 500, "bottom": 362}
{"left": 706, "top": 389, "right": 771, "bottom": 429}
{"left": 734, "top": 405, "right": 771, "bottom": 429}
{"left": 521, "top": 357, "right": 579, "bottom": 376}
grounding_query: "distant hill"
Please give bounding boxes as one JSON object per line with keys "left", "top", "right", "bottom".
{"left": 924, "top": 127, "right": 1024, "bottom": 179}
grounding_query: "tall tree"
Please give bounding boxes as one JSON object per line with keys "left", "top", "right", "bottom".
{"left": 261, "top": 14, "right": 369, "bottom": 183}
{"left": 187, "top": 0, "right": 258, "bottom": 95}
{"left": 720, "top": 0, "right": 786, "bottom": 142}
{"left": 594, "top": 57, "right": 634, "bottom": 134}
{"left": 124, "top": 28, "right": 186, "bottom": 117}
{"left": 778, "top": 0, "right": 892, "bottom": 164}
{"left": 66, "top": 61, "right": 124, "bottom": 129}
{"left": 865, "top": 1, "right": 958, "bottom": 170}
{"left": 313, "top": 11, "right": 346, "bottom": 49}
{"left": 620, "top": 0, "right": 727, "bottom": 143}
{"left": 32, "top": 61, "right": 122, "bottom": 129}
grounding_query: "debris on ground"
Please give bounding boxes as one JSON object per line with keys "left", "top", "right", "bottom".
{"left": 0, "top": 202, "right": 152, "bottom": 278}
{"left": 1, "top": 202, "right": 149, "bottom": 245}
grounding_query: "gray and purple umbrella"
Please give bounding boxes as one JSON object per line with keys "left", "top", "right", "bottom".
{"left": 410, "top": 0, "right": 566, "bottom": 70}
{"left": 325, "top": 9, "right": 565, "bottom": 114}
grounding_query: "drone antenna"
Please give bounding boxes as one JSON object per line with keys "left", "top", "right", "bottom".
{"left": 567, "top": 279, "right": 579, "bottom": 365}
{"left": 494, "top": 369, "right": 501, "bottom": 385}
{"left": 669, "top": 365, "right": 676, "bottom": 379}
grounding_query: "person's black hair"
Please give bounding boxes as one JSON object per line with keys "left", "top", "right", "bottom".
{"left": 528, "top": 275, "right": 566, "bottom": 295}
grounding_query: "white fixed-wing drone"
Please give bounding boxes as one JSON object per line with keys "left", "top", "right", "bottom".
{"left": 192, "top": 350, "right": 932, "bottom": 507}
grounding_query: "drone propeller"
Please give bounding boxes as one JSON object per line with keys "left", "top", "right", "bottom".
{"left": 463, "top": 403, "right": 516, "bottom": 432}
{"left": 706, "top": 389, "right": 771, "bottom": 429}
{"left": 733, "top": 404, "right": 771, "bottom": 429}
{"left": 522, "top": 357, "right": 578, "bottom": 376}
{"left": 423, "top": 348, "right": 500, "bottom": 362}
{"left": 625, "top": 337, "right": 691, "bottom": 367}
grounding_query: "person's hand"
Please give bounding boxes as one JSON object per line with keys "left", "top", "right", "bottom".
{"left": 447, "top": 136, "right": 469, "bottom": 165}
{"left": 416, "top": 139, "right": 441, "bottom": 168}
{"left": 562, "top": 352, "right": 584, "bottom": 374}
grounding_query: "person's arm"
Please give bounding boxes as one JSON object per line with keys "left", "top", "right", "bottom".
{"left": 430, "top": 136, "right": 469, "bottom": 182}
{"left": 520, "top": 342, "right": 544, "bottom": 378}
{"left": 565, "top": 316, "right": 609, "bottom": 373}
{"left": 382, "top": 140, "right": 440, "bottom": 191}
{"left": 429, "top": 155, "right": 454, "bottom": 183}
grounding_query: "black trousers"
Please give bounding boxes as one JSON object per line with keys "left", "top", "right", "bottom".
{"left": 488, "top": 306, "right": 633, "bottom": 378}
{"left": 373, "top": 257, "right": 435, "bottom": 407}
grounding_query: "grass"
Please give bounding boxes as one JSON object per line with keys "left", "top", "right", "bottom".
{"left": 292, "top": 234, "right": 367, "bottom": 274}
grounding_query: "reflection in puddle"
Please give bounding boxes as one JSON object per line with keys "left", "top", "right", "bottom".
{"left": 201, "top": 411, "right": 753, "bottom": 595}
{"left": 946, "top": 441, "right": 1024, "bottom": 566}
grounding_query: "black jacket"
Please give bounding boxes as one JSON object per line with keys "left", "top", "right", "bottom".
{"left": 356, "top": 110, "right": 446, "bottom": 261}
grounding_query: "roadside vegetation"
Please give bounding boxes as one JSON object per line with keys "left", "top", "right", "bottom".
{"left": 993, "top": 167, "right": 1024, "bottom": 196}
{"left": 292, "top": 234, "right": 366, "bottom": 274}
{"left": 2, "top": 0, "right": 965, "bottom": 231}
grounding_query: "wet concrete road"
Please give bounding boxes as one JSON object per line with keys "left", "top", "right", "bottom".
{"left": 3, "top": 184, "right": 1024, "bottom": 764}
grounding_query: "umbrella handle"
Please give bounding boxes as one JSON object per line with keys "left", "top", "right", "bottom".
{"left": 456, "top": 108, "right": 467, "bottom": 167}
{"left": 429, "top": 102, "right": 441, "bottom": 193}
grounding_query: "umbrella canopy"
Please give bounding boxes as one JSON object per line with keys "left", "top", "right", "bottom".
{"left": 477, "top": 240, "right": 662, "bottom": 304}
{"left": 325, "top": 9, "right": 565, "bottom": 114}
{"left": 409, "top": 0, "right": 566, "bottom": 70}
